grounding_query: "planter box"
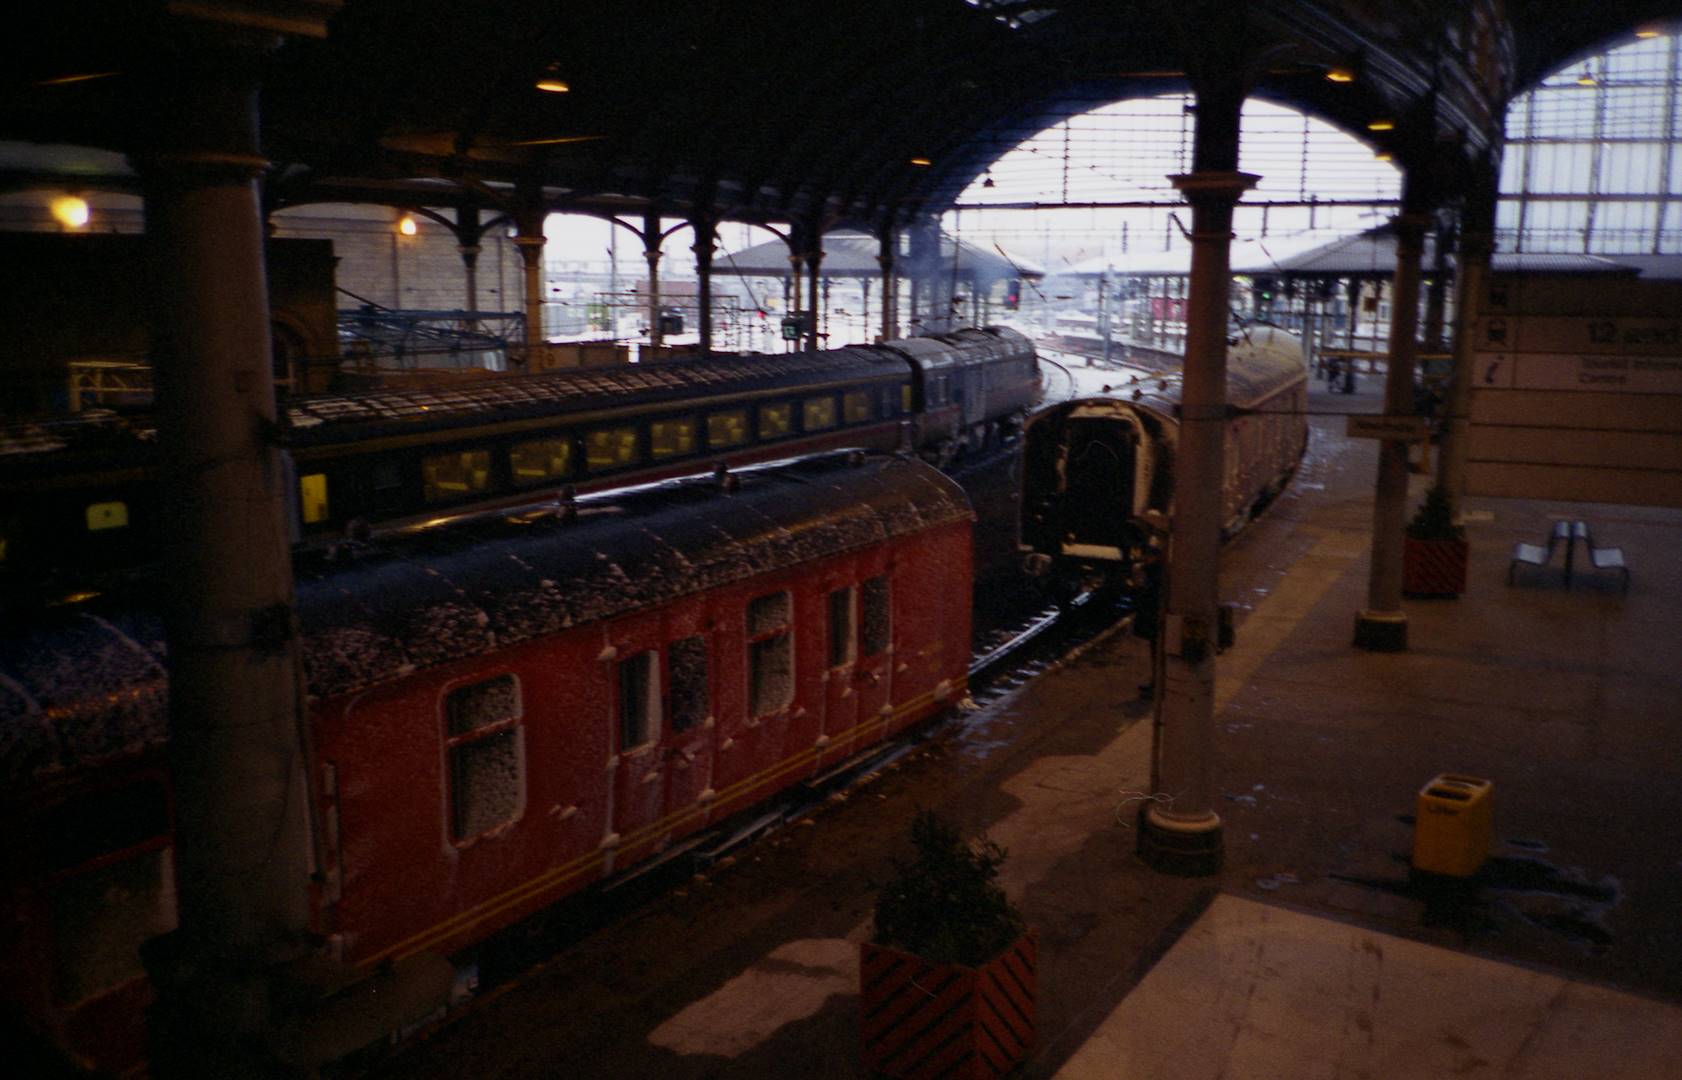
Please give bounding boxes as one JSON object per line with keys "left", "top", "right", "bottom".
{"left": 860, "top": 930, "right": 1036, "bottom": 1079}
{"left": 1404, "top": 536, "right": 1468, "bottom": 598}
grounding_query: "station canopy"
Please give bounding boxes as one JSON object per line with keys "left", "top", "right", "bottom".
{"left": 715, "top": 230, "right": 1042, "bottom": 284}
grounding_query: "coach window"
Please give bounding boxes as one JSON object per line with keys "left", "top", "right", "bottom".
{"left": 803, "top": 395, "right": 837, "bottom": 431}
{"left": 445, "top": 674, "right": 523, "bottom": 841}
{"left": 650, "top": 417, "right": 697, "bottom": 459}
{"left": 423, "top": 448, "right": 492, "bottom": 503}
{"left": 619, "top": 650, "right": 659, "bottom": 749}
{"left": 746, "top": 591, "right": 794, "bottom": 716}
{"left": 669, "top": 635, "right": 708, "bottom": 732}
{"left": 706, "top": 409, "right": 749, "bottom": 448}
{"left": 585, "top": 425, "right": 641, "bottom": 471}
{"left": 510, "top": 437, "right": 573, "bottom": 485}
{"left": 843, "top": 390, "right": 873, "bottom": 425}
{"left": 85, "top": 501, "right": 129, "bottom": 532}
{"left": 758, "top": 402, "right": 793, "bottom": 440}
{"left": 860, "top": 575, "right": 890, "bottom": 657}
{"left": 899, "top": 384, "right": 912, "bottom": 413}
{"left": 298, "top": 473, "right": 330, "bottom": 524}
{"left": 371, "top": 458, "right": 405, "bottom": 513}
{"left": 827, "top": 586, "right": 855, "bottom": 668}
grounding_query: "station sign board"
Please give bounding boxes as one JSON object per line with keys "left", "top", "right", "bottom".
{"left": 1346, "top": 415, "right": 1428, "bottom": 441}
{"left": 1466, "top": 274, "right": 1682, "bottom": 508}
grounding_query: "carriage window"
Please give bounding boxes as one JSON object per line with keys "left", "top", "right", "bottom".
{"left": 827, "top": 586, "right": 855, "bottom": 668}
{"left": 900, "top": 384, "right": 913, "bottom": 413}
{"left": 747, "top": 591, "right": 793, "bottom": 716}
{"left": 758, "top": 402, "right": 793, "bottom": 440}
{"left": 423, "top": 449, "right": 492, "bottom": 503}
{"left": 371, "top": 458, "right": 404, "bottom": 513}
{"left": 669, "top": 636, "right": 708, "bottom": 732}
{"left": 843, "top": 391, "right": 873, "bottom": 424}
{"left": 650, "top": 417, "right": 697, "bottom": 459}
{"left": 85, "top": 501, "right": 128, "bottom": 531}
{"left": 445, "top": 674, "right": 522, "bottom": 840}
{"left": 803, "top": 395, "right": 837, "bottom": 431}
{"left": 861, "top": 575, "right": 890, "bottom": 656}
{"left": 707, "top": 409, "right": 749, "bottom": 448}
{"left": 619, "top": 651, "right": 659, "bottom": 748}
{"left": 299, "top": 473, "right": 330, "bottom": 524}
{"left": 585, "top": 426, "right": 641, "bottom": 470}
{"left": 510, "top": 437, "right": 573, "bottom": 484}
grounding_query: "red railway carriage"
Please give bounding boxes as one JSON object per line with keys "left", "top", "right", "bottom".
{"left": 0, "top": 452, "right": 974, "bottom": 1073}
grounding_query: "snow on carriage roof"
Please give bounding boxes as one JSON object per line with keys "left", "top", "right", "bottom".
{"left": 0, "top": 452, "right": 970, "bottom": 785}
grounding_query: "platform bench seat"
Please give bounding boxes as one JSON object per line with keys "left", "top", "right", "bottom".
{"left": 1571, "top": 521, "right": 1630, "bottom": 592}
{"left": 1507, "top": 520, "right": 1572, "bottom": 586}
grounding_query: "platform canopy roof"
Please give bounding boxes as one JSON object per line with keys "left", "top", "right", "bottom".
{"left": 715, "top": 230, "right": 1042, "bottom": 282}
{"left": 3, "top": 2, "right": 1678, "bottom": 232}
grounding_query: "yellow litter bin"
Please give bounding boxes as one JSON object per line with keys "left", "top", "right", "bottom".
{"left": 1412, "top": 774, "right": 1493, "bottom": 878}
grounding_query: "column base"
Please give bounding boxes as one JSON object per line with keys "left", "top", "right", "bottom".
{"left": 1137, "top": 803, "right": 1223, "bottom": 876}
{"left": 1354, "top": 609, "right": 1408, "bottom": 652}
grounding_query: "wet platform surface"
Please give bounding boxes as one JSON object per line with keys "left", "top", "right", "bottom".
{"left": 379, "top": 376, "right": 1682, "bottom": 1079}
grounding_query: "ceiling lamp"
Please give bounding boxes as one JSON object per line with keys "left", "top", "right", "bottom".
{"left": 1374, "top": 151, "right": 1393, "bottom": 162}
{"left": 51, "top": 194, "right": 90, "bottom": 229}
{"left": 1576, "top": 70, "right": 1597, "bottom": 86}
{"left": 1325, "top": 66, "right": 1355, "bottom": 83}
{"left": 982, "top": 173, "right": 995, "bottom": 188}
{"left": 1636, "top": 27, "right": 1661, "bottom": 39}
{"left": 909, "top": 155, "right": 933, "bottom": 167}
{"left": 397, "top": 213, "right": 418, "bottom": 236}
{"left": 1367, "top": 119, "right": 1395, "bottom": 132}
{"left": 535, "top": 62, "right": 571, "bottom": 93}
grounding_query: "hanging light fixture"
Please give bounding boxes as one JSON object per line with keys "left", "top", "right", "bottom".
{"left": 982, "top": 172, "right": 995, "bottom": 188}
{"left": 1367, "top": 119, "right": 1395, "bottom": 132}
{"left": 535, "top": 62, "right": 570, "bottom": 93}
{"left": 909, "top": 155, "right": 932, "bottom": 167}
{"left": 1325, "top": 66, "right": 1355, "bottom": 83}
{"left": 1576, "top": 69, "right": 1597, "bottom": 86}
{"left": 397, "top": 213, "right": 418, "bottom": 236}
{"left": 1636, "top": 26, "right": 1661, "bottom": 39}
{"left": 51, "top": 194, "right": 90, "bottom": 229}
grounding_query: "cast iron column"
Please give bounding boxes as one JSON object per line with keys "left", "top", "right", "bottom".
{"left": 1138, "top": 75, "right": 1255, "bottom": 876}
{"left": 876, "top": 225, "right": 896, "bottom": 341}
{"left": 692, "top": 214, "right": 716, "bottom": 356}
{"left": 1354, "top": 199, "right": 1431, "bottom": 651}
{"left": 641, "top": 210, "right": 665, "bottom": 352}
{"left": 135, "top": 21, "right": 313, "bottom": 1078}
{"left": 805, "top": 226, "right": 824, "bottom": 352}
{"left": 455, "top": 205, "right": 482, "bottom": 324}
{"left": 1438, "top": 161, "right": 1498, "bottom": 515}
{"left": 514, "top": 199, "right": 546, "bottom": 370}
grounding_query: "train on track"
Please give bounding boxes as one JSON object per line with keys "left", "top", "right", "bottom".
{"left": 0, "top": 327, "right": 1037, "bottom": 590}
{"left": 1022, "top": 325, "right": 1310, "bottom": 595}
{"left": 1, "top": 452, "right": 975, "bottom": 1074}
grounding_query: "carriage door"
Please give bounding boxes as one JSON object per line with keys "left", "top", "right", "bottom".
{"left": 661, "top": 632, "right": 714, "bottom": 817}
{"left": 609, "top": 614, "right": 669, "bottom": 849}
{"left": 1060, "top": 414, "right": 1139, "bottom": 559}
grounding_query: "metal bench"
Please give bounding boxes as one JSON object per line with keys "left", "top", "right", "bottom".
{"left": 1508, "top": 520, "right": 1571, "bottom": 585}
{"left": 1570, "top": 521, "right": 1630, "bottom": 592}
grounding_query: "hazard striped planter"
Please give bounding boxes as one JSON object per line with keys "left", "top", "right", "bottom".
{"left": 859, "top": 929, "right": 1036, "bottom": 1079}
{"left": 1403, "top": 536, "right": 1468, "bottom": 598}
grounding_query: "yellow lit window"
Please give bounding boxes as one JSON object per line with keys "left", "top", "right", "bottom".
{"left": 650, "top": 417, "right": 697, "bottom": 459}
{"left": 707, "top": 409, "right": 748, "bottom": 448}
{"left": 299, "top": 473, "right": 330, "bottom": 524}
{"left": 758, "top": 403, "right": 792, "bottom": 440}
{"left": 510, "top": 437, "right": 572, "bottom": 484}
{"left": 843, "top": 390, "right": 872, "bottom": 424}
{"left": 585, "top": 426, "right": 640, "bottom": 470}
{"left": 802, "top": 396, "right": 836, "bottom": 431}
{"left": 423, "top": 449, "right": 492, "bottom": 503}
{"left": 900, "top": 384, "right": 913, "bottom": 413}
{"left": 86, "top": 501, "right": 129, "bottom": 531}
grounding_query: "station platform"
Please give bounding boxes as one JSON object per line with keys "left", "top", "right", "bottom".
{"left": 379, "top": 379, "right": 1682, "bottom": 1079}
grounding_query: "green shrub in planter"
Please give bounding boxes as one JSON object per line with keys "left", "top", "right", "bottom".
{"left": 872, "top": 809, "right": 1025, "bottom": 967}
